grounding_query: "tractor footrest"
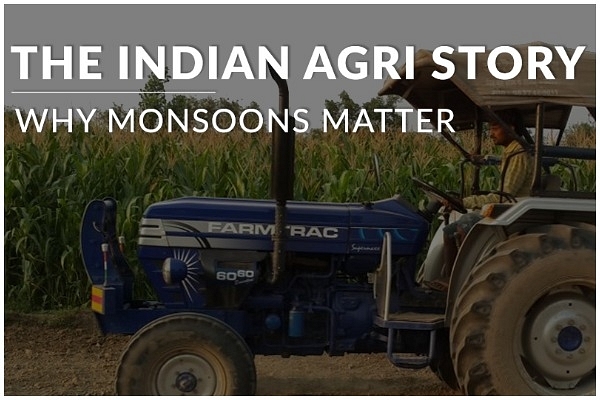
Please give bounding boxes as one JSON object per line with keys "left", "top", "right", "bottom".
{"left": 374, "top": 312, "right": 445, "bottom": 330}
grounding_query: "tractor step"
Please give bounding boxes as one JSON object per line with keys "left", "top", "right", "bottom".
{"left": 373, "top": 312, "right": 444, "bottom": 330}
{"left": 373, "top": 234, "right": 446, "bottom": 369}
{"left": 374, "top": 312, "right": 444, "bottom": 369}
{"left": 387, "top": 353, "right": 432, "bottom": 369}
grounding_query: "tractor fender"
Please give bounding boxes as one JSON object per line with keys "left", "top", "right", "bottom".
{"left": 445, "top": 222, "right": 506, "bottom": 323}
{"left": 445, "top": 196, "right": 596, "bottom": 323}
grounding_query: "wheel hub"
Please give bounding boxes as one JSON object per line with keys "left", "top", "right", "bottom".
{"left": 175, "top": 371, "right": 198, "bottom": 392}
{"left": 524, "top": 293, "right": 595, "bottom": 389}
{"left": 557, "top": 325, "right": 583, "bottom": 352}
{"left": 156, "top": 354, "right": 217, "bottom": 395}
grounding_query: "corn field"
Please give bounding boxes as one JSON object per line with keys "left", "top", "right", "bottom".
{"left": 4, "top": 119, "right": 595, "bottom": 311}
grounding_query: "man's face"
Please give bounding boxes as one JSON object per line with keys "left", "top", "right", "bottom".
{"left": 489, "top": 122, "right": 513, "bottom": 147}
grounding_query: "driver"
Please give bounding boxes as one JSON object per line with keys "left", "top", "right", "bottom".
{"left": 426, "top": 108, "right": 535, "bottom": 291}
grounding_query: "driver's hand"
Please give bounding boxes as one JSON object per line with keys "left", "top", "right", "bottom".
{"left": 469, "top": 154, "right": 485, "bottom": 165}
{"left": 441, "top": 197, "right": 464, "bottom": 211}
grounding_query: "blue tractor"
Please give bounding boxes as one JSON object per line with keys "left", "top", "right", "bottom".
{"left": 81, "top": 44, "right": 595, "bottom": 395}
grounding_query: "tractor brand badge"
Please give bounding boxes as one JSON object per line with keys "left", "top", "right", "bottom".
{"left": 207, "top": 221, "right": 339, "bottom": 239}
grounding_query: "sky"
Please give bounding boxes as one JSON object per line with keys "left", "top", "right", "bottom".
{"left": 3, "top": 3, "right": 597, "bottom": 129}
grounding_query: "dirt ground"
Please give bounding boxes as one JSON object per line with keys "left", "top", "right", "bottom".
{"left": 4, "top": 310, "right": 459, "bottom": 396}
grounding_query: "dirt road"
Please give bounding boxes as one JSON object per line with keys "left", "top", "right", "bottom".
{"left": 4, "top": 310, "right": 458, "bottom": 396}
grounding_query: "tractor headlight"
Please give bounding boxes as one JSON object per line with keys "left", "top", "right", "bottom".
{"left": 162, "top": 258, "right": 188, "bottom": 285}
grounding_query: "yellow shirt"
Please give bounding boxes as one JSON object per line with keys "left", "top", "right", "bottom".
{"left": 462, "top": 140, "right": 534, "bottom": 209}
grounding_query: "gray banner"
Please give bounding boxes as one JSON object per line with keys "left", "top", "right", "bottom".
{"left": 4, "top": 4, "right": 596, "bottom": 127}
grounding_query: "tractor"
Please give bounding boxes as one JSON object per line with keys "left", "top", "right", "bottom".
{"left": 80, "top": 43, "right": 595, "bottom": 395}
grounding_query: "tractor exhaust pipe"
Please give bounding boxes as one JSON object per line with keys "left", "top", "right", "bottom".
{"left": 268, "top": 65, "right": 295, "bottom": 284}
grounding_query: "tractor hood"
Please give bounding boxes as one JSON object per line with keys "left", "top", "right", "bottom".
{"left": 138, "top": 196, "right": 429, "bottom": 256}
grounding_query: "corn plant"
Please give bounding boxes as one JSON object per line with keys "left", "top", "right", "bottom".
{"left": 4, "top": 121, "right": 595, "bottom": 311}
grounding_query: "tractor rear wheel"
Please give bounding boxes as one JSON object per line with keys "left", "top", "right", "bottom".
{"left": 116, "top": 313, "right": 256, "bottom": 395}
{"left": 450, "top": 225, "right": 595, "bottom": 395}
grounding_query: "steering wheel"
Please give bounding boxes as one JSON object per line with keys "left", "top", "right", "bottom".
{"left": 412, "top": 177, "right": 468, "bottom": 214}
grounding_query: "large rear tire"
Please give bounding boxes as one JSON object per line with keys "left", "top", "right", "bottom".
{"left": 116, "top": 313, "right": 256, "bottom": 395}
{"left": 450, "top": 225, "right": 595, "bottom": 395}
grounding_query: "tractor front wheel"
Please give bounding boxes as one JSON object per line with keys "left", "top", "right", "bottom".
{"left": 116, "top": 313, "right": 256, "bottom": 395}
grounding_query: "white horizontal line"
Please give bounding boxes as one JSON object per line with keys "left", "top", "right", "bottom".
{"left": 11, "top": 91, "right": 217, "bottom": 94}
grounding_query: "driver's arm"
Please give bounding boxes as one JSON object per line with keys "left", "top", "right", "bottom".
{"left": 462, "top": 146, "right": 533, "bottom": 209}
{"left": 462, "top": 189, "right": 501, "bottom": 210}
